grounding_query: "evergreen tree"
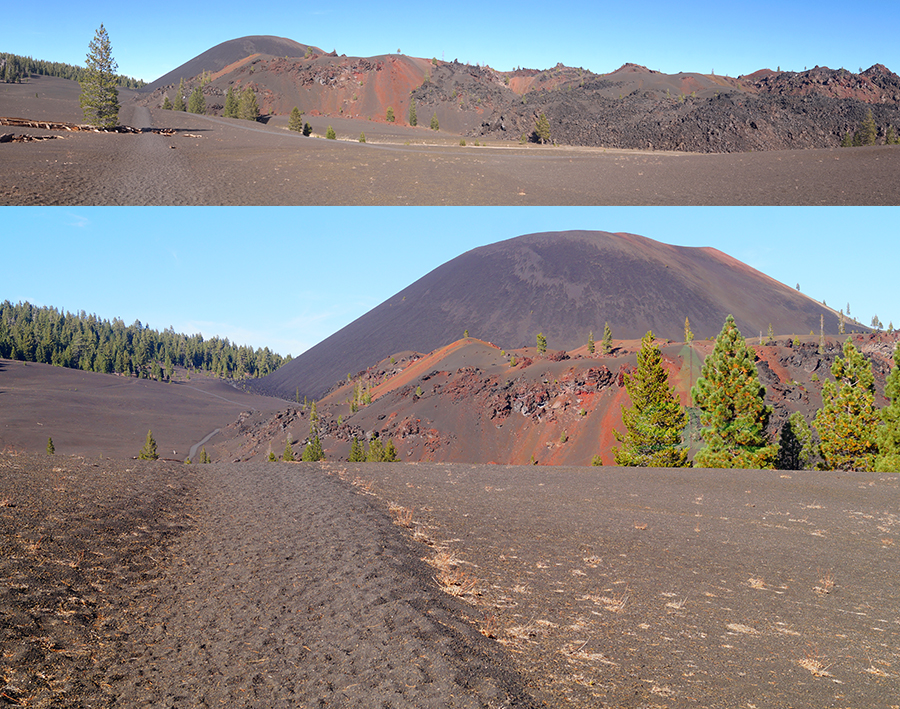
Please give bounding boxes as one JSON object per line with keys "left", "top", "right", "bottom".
{"left": 691, "top": 315, "right": 777, "bottom": 468}
{"left": 238, "top": 87, "right": 259, "bottom": 121}
{"left": 383, "top": 439, "right": 399, "bottom": 462}
{"left": 46, "top": 436, "right": 55, "bottom": 455}
{"left": 138, "top": 430, "right": 159, "bottom": 460}
{"left": 587, "top": 330, "right": 595, "bottom": 354}
{"left": 349, "top": 437, "right": 365, "bottom": 462}
{"left": 386, "top": 106, "right": 395, "bottom": 122}
{"left": 267, "top": 451, "right": 276, "bottom": 461}
{"left": 173, "top": 79, "right": 186, "bottom": 111}
{"left": 162, "top": 96, "right": 172, "bottom": 110}
{"left": 326, "top": 125, "right": 336, "bottom": 139}
{"left": 776, "top": 412, "right": 813, "bottom": 470}
{"left": 359, "top": 132, "right": 366, "bottom": 143}
{"left": 288, "top": 106, "right": 303, "bottom": 132}
{"left": 534, "top": 113, "right": 551, "bottom": 144}
{"left": 223, "top": 87, "right": 238, "bottom": 117}
{"left": 366, "top": 435, "right": 385, "bottom": 461}
{"left": 875, "top": 344, "right": 900, "bottom": 472}
{"left": 684, "top": 317, "right": 694, "bottom": 344}
{"left": 602, "top": 322, "right": 613, "bottom": 354}
{"left": 187, "top": 86, "right": 205, "bottom": 114}
{"left": 430, "top": 113, "right": 439, "bottom": 130}
{"left": 814, "top": 338, "right": 879, "bottom": 471}
{"left": 886, "top": 125, "right": 897, "bottom": 145}
{"left": 302, "top": 401, "right": 325, "bottom": 461}
{"left": 536, "top": 332, "right": 547, "bottom": 354}
{"left": 858, "top": 109, "right": 877, "bottom": 145}
{"left": 198, "top": 446, "right": 210, "bottom": 463}
{"left": 302, "top": 122, "right": 312, "bottom": 136}
{"left": 283, "top": 438, "right": 295, "bottom": 461}
{"left": 613, "top": 331, "right": 689, "bottom": 467}
{"left": 79, "top": 24, "right": 120, "bottom": 128}
{"left": 408, "top": 98, "right": 417, "bottom": 126}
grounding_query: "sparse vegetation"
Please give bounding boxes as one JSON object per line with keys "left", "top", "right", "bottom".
{"left": 430, "top": 113, "right": 439, "bottom": 130}
{"left": 408, "top": 99, "right": 417, "bottom": 126}
{"left": 326, "top": 125, "right": 336, "bottom": 140}
{"left": 359, "top": 132, "right": 366, "bottom": 143}
{"left": 46, "top": 437, "right": 54, "bottom": 455}
{"left": 533, "top": 112, "right": 551, "bottom": 144}
{"left": 876, "top": 344, "right": 900, "bottom": 472}
{"left": 386, "top": 106, "right": 395, "bottom": 122}
{"left": 536, "top": 332, "right": 547, "bottom": 354}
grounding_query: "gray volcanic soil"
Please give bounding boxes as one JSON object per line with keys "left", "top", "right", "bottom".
{"left": 335, "top": 461, "right": 900, "bottom": 708}
{"left": 2, "top": 75, "right": 899, "bottom": 205}
{"left": 0, "top": 454, "right": 541, "bottom": 708}
{"left": 4, "top": 453, "right": 897, "bottom": 708}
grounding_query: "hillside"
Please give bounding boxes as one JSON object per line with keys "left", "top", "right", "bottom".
{"left": 135, "top": 36, "right": 900, "bottom": 152}
{"left": 223, "top": 331, "right": 898, "bottom": 467}
{"left": 249, "top": 230, "right": 865, "bottom": 403}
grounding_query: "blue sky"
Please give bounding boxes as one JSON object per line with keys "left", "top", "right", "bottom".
{"left": 2, "top": 1, "right": 898, "bottom": 83}
{"left": 2, "top": 207, "right": 896, "bottom": 358}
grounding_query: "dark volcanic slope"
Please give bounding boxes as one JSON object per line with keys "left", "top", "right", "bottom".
{"left": 252, "top": 231, "right": 852, "bottom": 401}
{"left": 145, "top": 35, "right": 315, "bottom": 92}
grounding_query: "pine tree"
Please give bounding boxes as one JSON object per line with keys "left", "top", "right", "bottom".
{"left": 282, "top": 438, "right": 295, "bottom": 461}
{"left": 238, "top": 87, "right": 259, "bottom": 121}
{"left": 267, "top": 451, "right": 277, "bottom": 462}
{"left": 430, "top": 113, "right": 439, "bottom": 130}
{"left": 587, "top": 330, "right": 595, "bottom": 354}
{"left": 691, "top": 315, "right": 777, "bottom": 468}
{"left": 199, "top": 446, "right": 210, "bottom": 463}
{"left": 814, "top": 338, "right": 879, "bottom": 471}
{"left": 613, "top": 332, "right": 689, "bottom": 467}
{"left": 408, "top": 98, "right": 417, "bottom": 126}
{"left": 79, "top": 24, "right": 120, "bottom": 128}
{"left": 173, "top": 79, "right": 186, "bottom": 111}
{"left": 326, "top": 125, "right": 336, "bottom": 139}
{"left": 684, "top": 317, "right": 694, "bottom": 344}
{"left": 223, "top": 86, "right": 238, "bottom": 117}
{"left": 46, "top": 436, "right": 55, "bottom": 455}
{"left": 536, "top": 332, "right": 547, "bottom": 354}
{"left": 775, "top": 412, "right": 813, "bottom": 470}
{"left": 138, "top": 429, "right": 159, "bottom": 460}
{"left": 386, "top": 106, "right": 395, "bottom": 122}
{"left": 366, "top": 435, "right": 385, "bottom": 462}
{"left": 187, "top": 86, "right": 205, "bottom": 114}
{"left": 162, "top": 96, "right": 172, "bottom": 110}
{"left": 288, "top": 107, "right": 303, "bottom": 132}
{"left": 302, "top": 122, "right": 312, "bottom": 136}
{"left": 602, "top": 322, "right": 613, "bottom": 354}
{"left": 383, "top": 439, "right": 399, "bottom": 462}
{"left": 859, "top": 109, "right": 877, "bottom": 145}
{"left": 349, "top": 437, "right": 365, "bottom": 462}
{"left": 875, "top": 344, "right": 900, "bottom": 472}
{"left": 302, "top": 401, "right": 325, "bottom": 461}
{"left": 534, "top": 113, "right": 551, "bottom": 144}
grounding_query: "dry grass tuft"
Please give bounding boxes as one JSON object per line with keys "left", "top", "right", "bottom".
{"left": 747, "top": 577, "right": 766, "bottom": 590}
{"left": 388, "top": 502, "right": 414, "bottom": 528}
{"left": 813, "top": 570, "right": 835, "bottom": 596}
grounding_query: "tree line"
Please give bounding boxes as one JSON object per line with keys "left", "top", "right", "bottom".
{"left": 609, "top": 314, "right": 900, "bottom": 472}
{"left": 0, "top": 300, "right": 289, "bottom": 382}
{"left": 0, "top": 51, "right": 144, "bottom": 88}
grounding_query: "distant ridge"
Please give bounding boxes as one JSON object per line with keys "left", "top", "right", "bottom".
{"left": 250, "top": 231, "right": 860, "bottom": 401}
{"left": 144, "top": 36, "right": 315, "bottom": 91}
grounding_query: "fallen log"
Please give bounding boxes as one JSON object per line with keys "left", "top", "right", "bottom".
{"left": 0, "top": 117, "right": 141, "bottom": 133}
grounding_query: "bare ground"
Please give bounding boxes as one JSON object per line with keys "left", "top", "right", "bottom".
{"left": 3, "top": 451, "right": 897, "bottom": 708}
{"left": 1, "top": 78, "right": 898, "bottom": 205}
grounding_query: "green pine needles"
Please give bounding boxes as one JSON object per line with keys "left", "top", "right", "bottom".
{"left": 692, "top": 315, "right": 777, "bottom": 468}
{"left": 79, "top": 24, "right": 120, "bottom": 128}
{"left": 138, "top": 430, "right": 159, "bottom": 460}
{"left": 614, "top": 332, "right": 689, "bottom": 467}
{"left": 815, "top": 338, "right": 879, "bottom": 471}
{"left": 876, "top": 344, "right": 900, "bottom": 472}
